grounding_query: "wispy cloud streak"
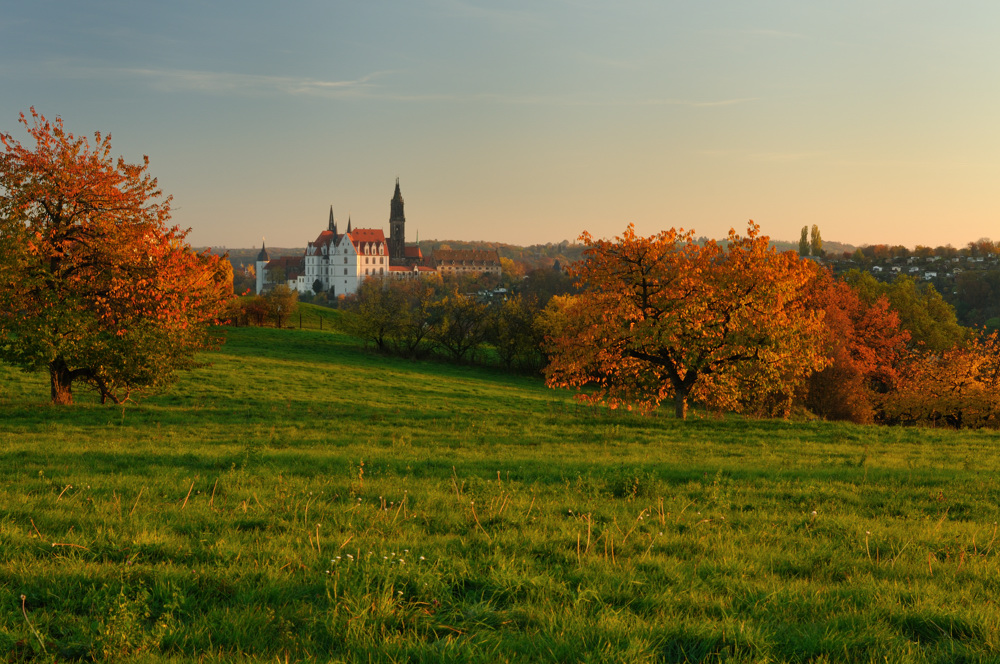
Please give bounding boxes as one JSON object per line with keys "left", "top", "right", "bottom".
{"left": 119, "top": 67, "right": 385, "bottom": 97}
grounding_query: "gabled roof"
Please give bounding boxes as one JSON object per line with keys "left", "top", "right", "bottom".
{"left": 345, "top": 228, "right": 387, "bottom": 254}
{"left": 347, "top": 228, "right": 386, "bottom": 244}
{"left": 312, "top": 230, "right": 335, "bottom": 248}
{"left": 404, "top": 246, "right": 423, "bottom": 259}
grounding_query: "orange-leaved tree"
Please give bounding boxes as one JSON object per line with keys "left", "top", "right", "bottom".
{"left": 878, "top": 330, "right": 1000, "bottom": 428}
{"left": 0, "top": 109, "right": 233, "bottom": 404}
{"left": 544, "top": 222, "right": 827, "bottom": 418}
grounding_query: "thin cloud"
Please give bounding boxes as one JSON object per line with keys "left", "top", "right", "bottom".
{"left": 368, "top": 91, "right": 757, "bottom": 108}
{"left": 119, "top": 67, "right": 387, "bottom": 97}
{"left": 8, "top": 60, "right": 388, "bottom": 98}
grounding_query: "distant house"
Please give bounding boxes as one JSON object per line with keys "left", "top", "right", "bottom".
{"left": 432, "top": 249, "right": 502, "bottom": 278}
{"left": 872, "top": 265, "right": 884, "bottom": 273}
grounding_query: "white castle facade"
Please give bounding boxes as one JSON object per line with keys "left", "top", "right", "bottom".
{"left": 255, "top": 180, "right": 501, "bottom": 297}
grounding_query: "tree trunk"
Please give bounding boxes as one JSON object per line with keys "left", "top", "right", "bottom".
{"left": 673, "top": 389, "right": 688, "bottom": 420}
{"left": 49, "top": 359, "right": 74, "bottom": 405}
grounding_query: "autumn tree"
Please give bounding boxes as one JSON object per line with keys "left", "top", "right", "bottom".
{"left": 803, "top": 271, "right": 910, "bottom": 423}
{"left": 545, "top": 223, "right": 827, "bottom": 418}
{"left": 799, "top": 226, "right": 810, "bottom": 257}
{"left": 265, "top": 284, "right": 298, "bottom": 328}
{"left": 879, "top": 331, "right": 1000, "bottom": 428}
{"left": 241, "top": 296, "right": 271, "bottom": 327}
{"left": 0, "top": 109, "right": 232, "bottom": 404}
{"left": 843, "top": 271, "right": 965, "bottom": 351}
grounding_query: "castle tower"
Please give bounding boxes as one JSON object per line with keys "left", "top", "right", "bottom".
{"left": 328, "top": 206, "right": 337, "bottom": 234}
{"left": 255, "top": 240, "right": 270, "bottom": 294}
{"left": 389, "top": 178, "right": 405, "bottom": 261}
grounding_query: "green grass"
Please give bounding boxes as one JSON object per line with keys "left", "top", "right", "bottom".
{"left": 3, "top": 325, "right": 1000, "bottom": 662}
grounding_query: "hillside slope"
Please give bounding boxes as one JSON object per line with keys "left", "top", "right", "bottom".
{"left": 2, "top": 326, "right": 1000, "bottom": 662}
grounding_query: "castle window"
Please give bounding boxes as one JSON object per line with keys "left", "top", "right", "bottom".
{"left": 344, "top": 257, "right": 348, "bottom": 264}
{"left": 344, "top": 268, "right": 348, "bottom": 275}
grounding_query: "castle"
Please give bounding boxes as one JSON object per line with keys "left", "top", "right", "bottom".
{"left": 255, "top": 180, "right": 500, "bottom": 296}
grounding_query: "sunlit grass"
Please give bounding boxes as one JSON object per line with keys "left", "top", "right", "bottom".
{"left": 2, "top": 325, "right": 1000, "bottom": 662}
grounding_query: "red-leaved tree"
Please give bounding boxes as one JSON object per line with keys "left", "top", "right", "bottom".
{"left": 0, "top": 109, "right": 232, "bottom": 404}
{"left": 803, "top": 271, "right": 910, "bottom": 423}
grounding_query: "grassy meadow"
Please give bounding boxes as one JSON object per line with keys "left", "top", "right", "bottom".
{"left": 3, "top": 308, "right": 1000, "bottom": 662}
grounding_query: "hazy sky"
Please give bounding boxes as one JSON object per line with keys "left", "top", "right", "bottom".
{"left": 2, "top": 1, "right": 999, "bottom": 250}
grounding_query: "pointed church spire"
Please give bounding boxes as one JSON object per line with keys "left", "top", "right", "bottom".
{"left": 328, "top": 206, "right": 336, "bottom": 233}
{"left": 346, "top": 216, "right": 352, "bottom": 234}
{"left": 389, "top": 179, "right": 405, "bottom": 262}
{"left": 256, "top": 238, "right": 270, "bottom": 262}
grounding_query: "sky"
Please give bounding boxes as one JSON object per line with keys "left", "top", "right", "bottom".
{"left": 2, "top": 1, "right": 999, "bottom": 250}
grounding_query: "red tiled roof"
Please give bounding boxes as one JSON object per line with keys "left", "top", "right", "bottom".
{"left": 347, "top": 228, "right": 386, "bottom": 244}
{"left": 312, "top": 230, "right": 335, "bottom": 248}
{"left": 404, "top": 246, "right": 423, "bottom": 259}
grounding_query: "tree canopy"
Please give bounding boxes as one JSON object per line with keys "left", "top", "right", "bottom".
{"left": 0, "top": 109, "right": 232, "bottom": 404}
{"left": 545, "top": 223, "right": 827, "bottom": 418}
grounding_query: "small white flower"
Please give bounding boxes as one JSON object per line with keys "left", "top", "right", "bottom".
{"left": 420, "top": 556, "right": 426, "bottom": 561}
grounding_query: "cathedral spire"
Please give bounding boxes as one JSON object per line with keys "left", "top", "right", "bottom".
{"left": 389, "top": 179, "right": 406, "bottom": 262}
{"left": 328, "top": 206, "right": 336, "bottom": 233}
{"left": 346, "top": 216, "right": 352, "bottom": 234}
